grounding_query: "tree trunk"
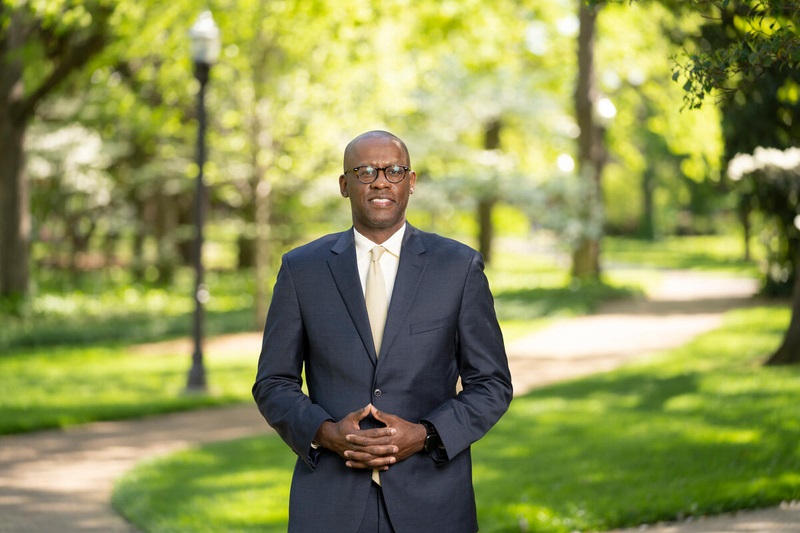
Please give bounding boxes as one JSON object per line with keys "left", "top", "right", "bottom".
{"left": 0, "top": 17, "right": 30, "bottom": 300}
{"left": 1, "top": 5, "right": 110, "bottom": 300}
{"left": 571, "top": 239, "right": 600, "bottom": 279}
{"left": 571, "top": 0, "right": 604, "bottom": 280}
{"left": 478, "top": 197, "right": 496, "bottom": 264}
{"left": 639, "top": 166, "right": 656, "bottom": 241}
{"left": 154, "top": 191, "right": 178, "bottom": 284}
{"left": 254, "top": 179, "right": 271, "bottom": 328}
{"left": 477, "top": 118, "right": 501, "bottom": 265}
{"left": 0, "top": 117, "right": 30, "bottom": 300}
{"left": 739, "top": 195, "right": 752, "bottom": 262}
{"left": 765, "top": 248, "right": 800, "bottom": 365}
{"left": 131, "top": 199, "right": 147, "bottom": 282}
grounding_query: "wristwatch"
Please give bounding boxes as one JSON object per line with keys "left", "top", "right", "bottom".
{"left": 420, "top": 420, "right": 442, "bottom": 452}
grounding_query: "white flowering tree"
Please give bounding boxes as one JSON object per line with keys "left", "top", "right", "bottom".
{"left": 728, "top": 147, "right": 800, "bottom": 365}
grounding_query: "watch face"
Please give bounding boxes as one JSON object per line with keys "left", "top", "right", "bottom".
{"left": 424, "top": 434, "right": 438, "bottom": 452}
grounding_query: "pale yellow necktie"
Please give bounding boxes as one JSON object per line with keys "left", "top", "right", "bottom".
{"left": 366, "top": 246, "right": 388, "bottom": 485}
{"left": 366, "top": 246, "right": 388, "bottom": 356}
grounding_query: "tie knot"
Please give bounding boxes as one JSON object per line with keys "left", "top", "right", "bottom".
{"left": 370, "top": 246, "right": 386, "bottom": 263}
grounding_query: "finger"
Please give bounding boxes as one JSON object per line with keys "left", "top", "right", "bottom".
{"left": 342, "top": 405, "right": 372, "bottom": 429}
{"left": 346, "top": 404, "right": 371, "bottom": 421}
{"left": 346, "top": 428, "right": 396, "bottom": 441}
{"left": 344, "top": 451, "right": 397, "bottom": 469}
{"left": 347, "top": 436, "right": 400, "bottom": 455}
{"left": 355, "top": 404, "right": 373, "bottom": 422}
{"left": 345, "top": 448, "right": 398, "bottom": 460}
{"left": 346, "top": 460, "right": 392, "bottom": 470}
{"left": 369, "top": 404, "right": 383, "bottom": 420}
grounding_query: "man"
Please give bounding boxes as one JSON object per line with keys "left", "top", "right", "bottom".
{"left": 253, "top": 130, "right": 512, "bottom": 532}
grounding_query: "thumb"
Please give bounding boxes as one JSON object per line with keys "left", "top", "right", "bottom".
{"left": 370, "top": 404, "right": 388, "bottom": 422}
{"left": 356, "top": 403, "right": 373, "bottom": 421}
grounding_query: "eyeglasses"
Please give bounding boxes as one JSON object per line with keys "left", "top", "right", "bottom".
{"left": 347, "top": 165, "right": 410, "bottom": 184}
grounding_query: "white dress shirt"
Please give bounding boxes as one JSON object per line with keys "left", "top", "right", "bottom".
{"left": 353, "top": 225, "right": 405, "bottom": 305}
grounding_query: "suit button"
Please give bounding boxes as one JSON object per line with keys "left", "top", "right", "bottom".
{"left": 373, "top": 389, "right": 382, "bottom": 397}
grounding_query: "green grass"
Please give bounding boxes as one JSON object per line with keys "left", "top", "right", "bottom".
{"left": 112, "top": 306, "right": 799, "bottom": 533}
{"left": 604, "top": 235, "right": 760, "bottom": 276}
{"left": 0, "top": 268, "right": 259, "bottom": 350}
{"left": 0, "top": 267, "right": 264, "bottom": 435}
{"left": 475, "top": 305, "right": 798, "bottom": 531}
{"left": 0, "top": 343, "right": 257, "bottom": 435}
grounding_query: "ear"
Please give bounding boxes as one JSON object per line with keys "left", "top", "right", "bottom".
{"left": 339, "top": 174, "right": 349, "bottom": 197}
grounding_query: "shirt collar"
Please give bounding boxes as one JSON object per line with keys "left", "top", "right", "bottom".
{"left": 354, "top": 224, "right": 406, "bottom": 259}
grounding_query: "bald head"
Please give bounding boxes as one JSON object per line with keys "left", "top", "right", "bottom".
{"left": 343, "top": 130, "right": 410, "bottom": 171}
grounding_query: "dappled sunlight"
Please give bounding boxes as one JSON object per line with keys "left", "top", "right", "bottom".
{"left": 114, "top": 436, "right": 292, "bottom": 532}
{"left": 470, "top": 305, "right": 800, "bottom": 531}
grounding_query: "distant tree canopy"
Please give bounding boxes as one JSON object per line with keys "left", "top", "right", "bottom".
{"left": 1, "top": 0, "right": 756, "bottom": 305}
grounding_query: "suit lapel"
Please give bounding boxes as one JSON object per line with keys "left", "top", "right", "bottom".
{"left": 327, "top": 230, "right": 376, "bottom": 364}
{"left": 380, "top": 225, "right": 428, "bottom": 359}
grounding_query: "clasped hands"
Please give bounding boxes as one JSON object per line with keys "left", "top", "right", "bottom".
{"left": 313, "top": 404, "right": 426, "bottom": 471}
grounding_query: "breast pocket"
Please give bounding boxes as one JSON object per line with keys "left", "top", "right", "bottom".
{"left": 410, "top": 317, "right": 451, "bottom": 335}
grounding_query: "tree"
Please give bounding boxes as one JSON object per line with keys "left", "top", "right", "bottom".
{"left": 402, "top": 0, "right": 571, "bottom": 261}
{"left": 729, "top": 148, "right": 800, "bottom": 364}
{"left": 663, "top": 0, "right": 800, "bottom": 109}
{"left": 635, "top": 0, "right": 800, "bottom": 364}
{"left": 0, "top": 1, "right": 114, "bottom": 303}
{"left": 571, "top": 0, "right": 608, "bottom": 279}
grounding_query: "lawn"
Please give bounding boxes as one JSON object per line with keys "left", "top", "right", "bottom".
{"left": 0, "top": 342, "right": 257, "bottom": 434}
{"left": 112, "top": 305, "right": 799, "bottom": 532}
{"left": 603, "top": 234, "right": 760, "bottom": 276}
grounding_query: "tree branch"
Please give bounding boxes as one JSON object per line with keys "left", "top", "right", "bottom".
{"left": 16, "top": 8, "right": 113, "bottom": 121}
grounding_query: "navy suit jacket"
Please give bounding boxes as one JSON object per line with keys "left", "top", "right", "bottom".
{"left": 253, "top": 223, "right": 512, "bottom": 532}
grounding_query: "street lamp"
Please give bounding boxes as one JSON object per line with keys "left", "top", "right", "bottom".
{"left": 186, "top": 11, "right": 220, "bottom": 392}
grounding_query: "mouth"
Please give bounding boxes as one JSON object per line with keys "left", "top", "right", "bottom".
{"left": 368, "top": 197, "right": 394, "bottom": 207}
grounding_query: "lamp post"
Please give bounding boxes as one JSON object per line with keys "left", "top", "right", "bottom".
{"left": 186, "top": 11, "right": 220, "bottom": 392}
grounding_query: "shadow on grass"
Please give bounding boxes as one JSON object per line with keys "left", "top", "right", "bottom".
{"left": 475, "top": 375, "right": 800, "bottom": 531}
{"left": 0, "top": 308, "right": 256, "bottom": 351}
{"left": 113, "top": 436, "right": 295, "bottom": 533}
{"left": 110, "top": 308, "right": 800, "bottom": 533}
{"left": 473, "top": 313, "right": 800, "bottom": 532}
{"left": 114, "top": 359, "right": 800, "bottom": 533}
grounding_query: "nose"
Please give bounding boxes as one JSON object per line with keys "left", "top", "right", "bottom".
{"left": 370, "top": 169, "right": 391, "bottom": 188}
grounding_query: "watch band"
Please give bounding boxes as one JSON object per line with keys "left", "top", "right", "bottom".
{"left": 421, "top": 420, "right": 441, "bottom": 452}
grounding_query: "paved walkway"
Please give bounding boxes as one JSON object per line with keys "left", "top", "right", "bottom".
{"left": 1, "top": 270, "right": 798, "bottom": 532}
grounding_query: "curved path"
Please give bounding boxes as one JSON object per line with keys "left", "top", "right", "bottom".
{"left": 1, "top": 270, "right": 798, "bottom": 532}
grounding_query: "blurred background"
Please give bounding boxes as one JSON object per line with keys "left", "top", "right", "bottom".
{"left": 2, "top": 0, "right": 799, "bottom": 369}
{"left": 2, "top": 2, "right": 800, "bottom": 531}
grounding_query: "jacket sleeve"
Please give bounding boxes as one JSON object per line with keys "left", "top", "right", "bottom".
{"left": 424, "top": 252, "right": 513, "bottom": 461}
{"left": 252, "top": 254, "right": 332, "bottom": 470}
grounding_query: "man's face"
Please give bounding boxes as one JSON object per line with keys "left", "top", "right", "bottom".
{"left": 339, "top": 136, "right": 417, "bottom": 243}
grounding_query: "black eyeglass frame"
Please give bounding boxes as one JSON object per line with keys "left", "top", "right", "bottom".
{"left": 346, "top": 165, "right": 411, "bottom": 184}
